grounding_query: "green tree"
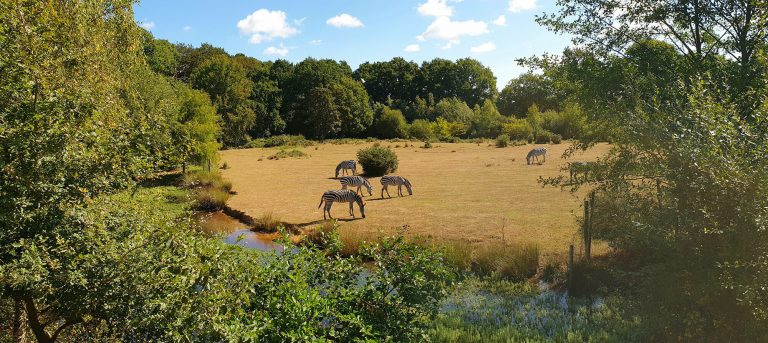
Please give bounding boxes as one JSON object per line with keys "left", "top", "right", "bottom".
{"left": 354, "top": 57, "right": 419, "bottom": 105}
{"left": 497, "top": 72, "right": 564, "bottom": 117}
{"left": 419, "top": 58, "right": 497, "bottom": 107}
{"left": 141, "top": 30, "right": 180, "bottom": 77}
{"left": 433, "top": 97, "right": 473, "bottom": 124}
{"left": 190, "top": 55, "right": 255, "bottom": 147}
{"left": 373, "top": 105, "right": 408, "bottom": 139}
{"left": 469, "top": 100, "right": 503, "bottom": 138}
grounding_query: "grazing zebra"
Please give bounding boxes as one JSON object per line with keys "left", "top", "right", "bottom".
{"left": 380, "top": 175, "right": 412, "bottom": 198}
{"left": 569, "top": 162, "right": 593, "bottom": 182}
{"left": 335, "top": 160, "right": 357, "bottom": 177}
{"left": 339, "top": 176, "right": 373, "bottom": 196}
{"left": 526, "top": 147, "right": 547, "bottom": 165}
{"left": 318, "top": 190, "right": 366, "bottom": 219}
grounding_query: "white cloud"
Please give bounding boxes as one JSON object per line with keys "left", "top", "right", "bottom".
{"left": 417, "top": 0, "right": 453, "bottom": 17}
{"left": 139, "top": 21, "right": 155, "bottom": 30}
{"left": 509, "top": 0, "right": 536, "bottom": 12}
{"left": 493, "top": 15, "right": 507, "bottom": 26}
{"left": 294, "top": 17, "right": 306, "bottom": 26}
{"left": 470, "top": 41, "right": 496, "bottom": 53}
{"left": 326, "top": 14, "right": 364, "bottom": 28}
{"left": 404, "top": 44, "right": 421, "bottom": 52}
{"left": 183, "top": 25, "right": 192, "bottom": 31}
{"left": 237, "top": 9, "right": 298, "bottom": 44}
{"left": 263, "top": 45, "right": 289, "bottom": 56}
{"left": 418, "top": 17, "right": 488, "bottom": 46}
{"left": 309, "top": 39, "right": 322, "bottom": 45}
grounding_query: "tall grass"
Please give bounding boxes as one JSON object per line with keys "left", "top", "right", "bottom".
{"left": 253, "top": 212, "right": 283, "bottom": 232}
{"left": 267, "top": 149, "right": 307, "bottom": 160}
{"left": 472, "top": 242, "right": 540, "bottom": 281}
{"left": 182, "top": 171, "right": 233, "bottom": 211}
{"left": 247, "top": 135, "right": 313, "bottom": 148}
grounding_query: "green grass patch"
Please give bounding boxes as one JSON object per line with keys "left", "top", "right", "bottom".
{"left": 247, "top": 135, "right": 313, "bottom": 148}
{"left": 267, "top": 149, "right": 308, "bottom": 160}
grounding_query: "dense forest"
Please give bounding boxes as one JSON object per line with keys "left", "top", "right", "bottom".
{"left": 2, "top": 0, "right": 767, "bottom": 341}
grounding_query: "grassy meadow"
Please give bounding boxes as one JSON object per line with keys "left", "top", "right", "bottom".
{"left": 221, "top": 141, "right": 610, "bottom": 257}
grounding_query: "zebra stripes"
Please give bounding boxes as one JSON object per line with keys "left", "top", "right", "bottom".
{"left": 318, "top": 189, "right": 366, "bottom": 219}
{"left": 380, "top": 175, "right": 412, "bottom": 198}
{"left": 335, "top": 160, "right": 357, "bottom": 177}
{"left": 526, "top": 147, "right": 547, "bottom": 165}
{"left": 569, "top": 162, "right": 593, "bottom": 182}
{"left": 339, "top": 176, "right": 373, "bottom": 196}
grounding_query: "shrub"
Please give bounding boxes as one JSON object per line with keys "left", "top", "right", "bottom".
{"left": 267, "top": 149, "right": 307, "bottom": 160}
{"left": 374, "top": 106, "right": 408, "bottom": 138}
{"left": 502, "top": 118, "right": 534, "bottom": 141}
{"left": 551, "top": 133, "right": 562, "bottom": 144}
{"left": 357, "top": 146, "right": 398, "bottom": 177}
{"left": 409, "top": 119, "right": 434, "bottom": 141}
{"left": 472, "top": 242, "right": 540, "bottom": 281}
{"left": 495, "top": 134, "right": 510, "bottom": 148}
{"left": 182, "top": 171, "right": 232, "bottom": 193}
{"left": 534, "top": 130, "right": 554, "bottom": 144}
{"left": 422, "top": 141, "right": 433, "bottom": 149}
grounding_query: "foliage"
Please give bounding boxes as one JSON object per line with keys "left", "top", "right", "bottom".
{"left": 267, "top": 149, "right": 307, "bottom": 160}
{"left": 469, "top": 99, "right": 504, "bottom": 138}
{"left": 434, "top": 97, "right": 474, "bottom": 124}
{"left": 497, "top": 72, "right": 565, "bottom": 117}
{"left": 409, "top": 119, "right": 436, "bottom": 141}
{"left": 540, "top": 102, "right": 587, "bottom": 139}
{"left": 502, "top": 119, "right": 534, "bottom": 141}
{"left": 495, "top": 134, "right": 510, "bottom": 148}
{"left": 430, "top": 279, "right": 647, "bottom": 342}
{"left": 356, "top": 146, "right": 399, "bottom": 177}
{"left": 190, "top": 54, "right": 255, "bottom": 147}
{"left": 373, "top": 105, "right": 409, "bottom": 139}
{"left": 419, "top": 58, "right": 498, "bottom": 108}
{"left": 432, "top": 117, "right": 467, "bottom": 140}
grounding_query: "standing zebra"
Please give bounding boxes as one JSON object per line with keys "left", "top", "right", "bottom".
{"left": 335, "top": 160, "right": 357, "bottom": 177}
{"left": 526, "top": 147, "right": 547, "bottom": 165}
{"left": 569, "top": 162, "right": 592, "bottom": 182}
{"left": 318, "top": 190, "right": 366, "bottom": 219}
{"left": 380, "top": 175, "right": 412, "bottom": 198}
{"left": 339, "top": 176, "right": 373, "bottom": 196}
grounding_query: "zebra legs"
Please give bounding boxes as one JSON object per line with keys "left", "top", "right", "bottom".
{"left": 349, "top": 202, "right": 355, "bottom": 217}
{"left": 397, "top": 185, "right": 403, "bottom": 196}
{"left": 323, "top": 202, "right": 333, "bottom": 219}
{"left": 381, "top": 185, "right": 391, "bottom": 198}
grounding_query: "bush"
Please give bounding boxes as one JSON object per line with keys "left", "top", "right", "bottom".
{"left": 357, "top": 146, "right": 398, "bottom": 177}
{"left": 502, "top": 119, "right": 534, "bottom": 141}
{"left": 409, "top": 119, "right": 434, "bottom": 141}
{"left": 495, "top": 134, "right": 510, "bottom": 148}
{"left": 422, "top": 141, "right": 433, "bottom": 149}
{"left": 534, "top": 130, "right": 555, "bottom": 144}
{"left": 182, "top": 171, "right": 232, "bottom": 193}
{"left": 253, "top": 212, "right": 284, "bottom": 232}
{"left": 551, "top": 133, "right": 562, "bottom": 144}
{"left": 267, "top": 149, "right": 307, "bottom": 160}
{"left": 374, "top": 106, "right": 408, "bottom": 138}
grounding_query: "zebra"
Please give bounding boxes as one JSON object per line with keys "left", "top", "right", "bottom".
{"left": 526, "top": 147, "right": 547, "bottom": 165}
{"left": 380, "top": 175, "right": 412, "bottom": 198}
{"left": 569, "top": 162, "right": 593, "bottom": 182}
{"left": 339, "top": 176, "right": 373, "bottom": 196}
{"left": 335, "top": 160, "right": 357, "bottom": 177}
{"left": 318, "top": 190, "right": 366, "bottom": 220}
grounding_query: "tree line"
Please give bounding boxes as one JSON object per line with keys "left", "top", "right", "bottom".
{"left": 143, "top": 31, "right": 588, "bottom": 146}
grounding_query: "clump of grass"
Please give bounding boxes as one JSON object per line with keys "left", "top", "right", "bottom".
{"left": 338, "top": 228, "right": 381, "bottom": 257}
{"left": 303, "top": 220, "right": 338, "bottom": 249}
{"left": 194, "top": 188, "right": 231, "bottom": 211}
{"left": 220, "top": 162, "right": 230, "bottom": 169}
{"left": 253, "top": 212, "right": 283, "bottom": 232}
{"left": 472, "top": 242, "right": 540, "bottom": 281}
{"left": 183, "top": 171, "right": 233, "bottom": 211}
{"left": 422, "top": 141, "right": 433, "bottom": 149}
{"left": 267, "top": 149, "right": 307, "bottom": 160}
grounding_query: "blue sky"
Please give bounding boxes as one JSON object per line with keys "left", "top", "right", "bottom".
{"left": 133, "top": 0, "right": 572, "bottom": 88}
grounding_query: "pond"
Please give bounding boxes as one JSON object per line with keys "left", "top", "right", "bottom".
{"left": 195, "top": 211, "right": 283, "bottom": 252}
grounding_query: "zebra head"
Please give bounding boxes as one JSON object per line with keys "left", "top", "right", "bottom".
{"left": 363, "top": 178, "right": 373, "bottom": 196}
{"left": 403, "top": 178, "right": 413, "bottom": 195}
{"left": 335, "top": 163, "right": 342, "bottom": 178}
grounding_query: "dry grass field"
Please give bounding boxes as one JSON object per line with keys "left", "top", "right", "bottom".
{"left": 220, "top": 141, "right": 610, "bottom": 256}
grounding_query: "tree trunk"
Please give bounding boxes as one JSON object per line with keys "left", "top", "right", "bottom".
{"left": 22, "top": 296, "right": 51, "bottom": 343}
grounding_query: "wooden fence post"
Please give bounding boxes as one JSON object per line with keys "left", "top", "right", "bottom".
{"left": 584, "top": 199, "right": 591, "bottom": 262}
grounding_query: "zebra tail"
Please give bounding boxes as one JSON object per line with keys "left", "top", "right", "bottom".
{"left": 318, "top": 196, "right": 324, "bottom": 209}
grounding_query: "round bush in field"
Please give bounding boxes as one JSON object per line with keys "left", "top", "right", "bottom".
{"left": 357, "top": 146, "right": 398, "bottom": 177}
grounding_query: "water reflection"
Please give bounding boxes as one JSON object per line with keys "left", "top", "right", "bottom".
{"left": 195, "top": 211, "right": 283, "bottom": 252}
